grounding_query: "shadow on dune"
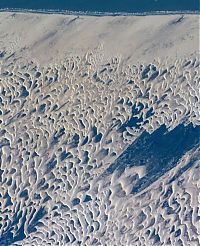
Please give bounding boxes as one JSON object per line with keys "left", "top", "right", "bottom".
{"left": 105, "top": 123, "right": 200, "bottom": 194}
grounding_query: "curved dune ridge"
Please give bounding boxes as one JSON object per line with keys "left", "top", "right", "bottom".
{"left": 0, "top": 12, "right": 200, "bottom": 246}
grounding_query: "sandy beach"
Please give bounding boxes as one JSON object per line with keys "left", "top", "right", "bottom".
{"left": 0, "top": 12, "right": 199, "bottom": 65}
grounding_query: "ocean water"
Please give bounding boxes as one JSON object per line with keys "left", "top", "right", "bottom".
{"left": 0, "top": 0, "right": 199, "bottom": 15}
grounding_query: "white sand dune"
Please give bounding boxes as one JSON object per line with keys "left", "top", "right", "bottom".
{"left": 0, "top": 12, "right": 199, "bottom": 246}
{"left": 0, "top": 12, "right": 199, "bottom": 64}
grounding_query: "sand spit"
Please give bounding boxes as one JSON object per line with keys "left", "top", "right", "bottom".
{"left": 0, "top": 12, "right": 199, "bottom": 246}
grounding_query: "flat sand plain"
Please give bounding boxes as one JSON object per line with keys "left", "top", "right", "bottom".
{"left": 0, "top": 13, "right": 199, "bottom": 64}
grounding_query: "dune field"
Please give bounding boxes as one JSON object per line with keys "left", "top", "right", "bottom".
{"left": 0, "top": 12, "right": 199, "bottom": 245}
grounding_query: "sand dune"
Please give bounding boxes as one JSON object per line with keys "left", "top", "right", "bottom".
{"left": 0, "top": 12, "right": 199, "bottom": 246}
{"left": 0, "top": 12, "right": 199, "bottom": 65}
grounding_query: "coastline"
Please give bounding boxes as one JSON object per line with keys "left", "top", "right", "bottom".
{"left": 0, "top": 8, "right": 199, "bottom": 17}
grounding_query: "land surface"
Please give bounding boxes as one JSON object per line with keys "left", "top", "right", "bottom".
{"left": 0, "top": 12, "right": 199, "bottom": 246}
{"left": 0, "top": 13, "right": 199, "bottom": 64}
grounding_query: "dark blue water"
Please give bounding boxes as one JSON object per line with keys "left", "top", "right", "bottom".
{"left": 0, "top": 0, "right": 199, "bottom": 15}
{"left": 105, "top": 123, "right": 200, "bottom": 194}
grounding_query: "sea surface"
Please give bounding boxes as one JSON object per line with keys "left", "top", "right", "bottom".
{"left": 0, "top": 0, "right": 199, "bottom": 15}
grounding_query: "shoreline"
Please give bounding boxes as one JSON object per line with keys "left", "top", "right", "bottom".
{"left": 0, "top": 8, "right": 199, "bottom": 17}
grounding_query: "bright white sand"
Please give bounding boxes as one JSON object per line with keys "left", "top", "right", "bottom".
{"left": 0, "top": 12, "right": 199, "bottom": 65}
{"left": 0, "top": 12, "right": 199, "bottom": 246}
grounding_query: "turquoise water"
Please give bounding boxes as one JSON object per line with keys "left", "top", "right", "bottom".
{"left": 0, "top": 0, "right": 199, "bottom": 15}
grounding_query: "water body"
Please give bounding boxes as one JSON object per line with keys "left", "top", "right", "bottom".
{"left": 105, "top": 123, "right": 200, "bottom": 194}
{"left": 0, "top": 0, "right": 199, "bottom": 15}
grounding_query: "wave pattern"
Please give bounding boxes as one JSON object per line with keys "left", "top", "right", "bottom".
{"left": 0, "top": 8, "right": 199, "bottom": 17}
{"left": 0, "top": 51, "right": 199, "bottom": 245}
